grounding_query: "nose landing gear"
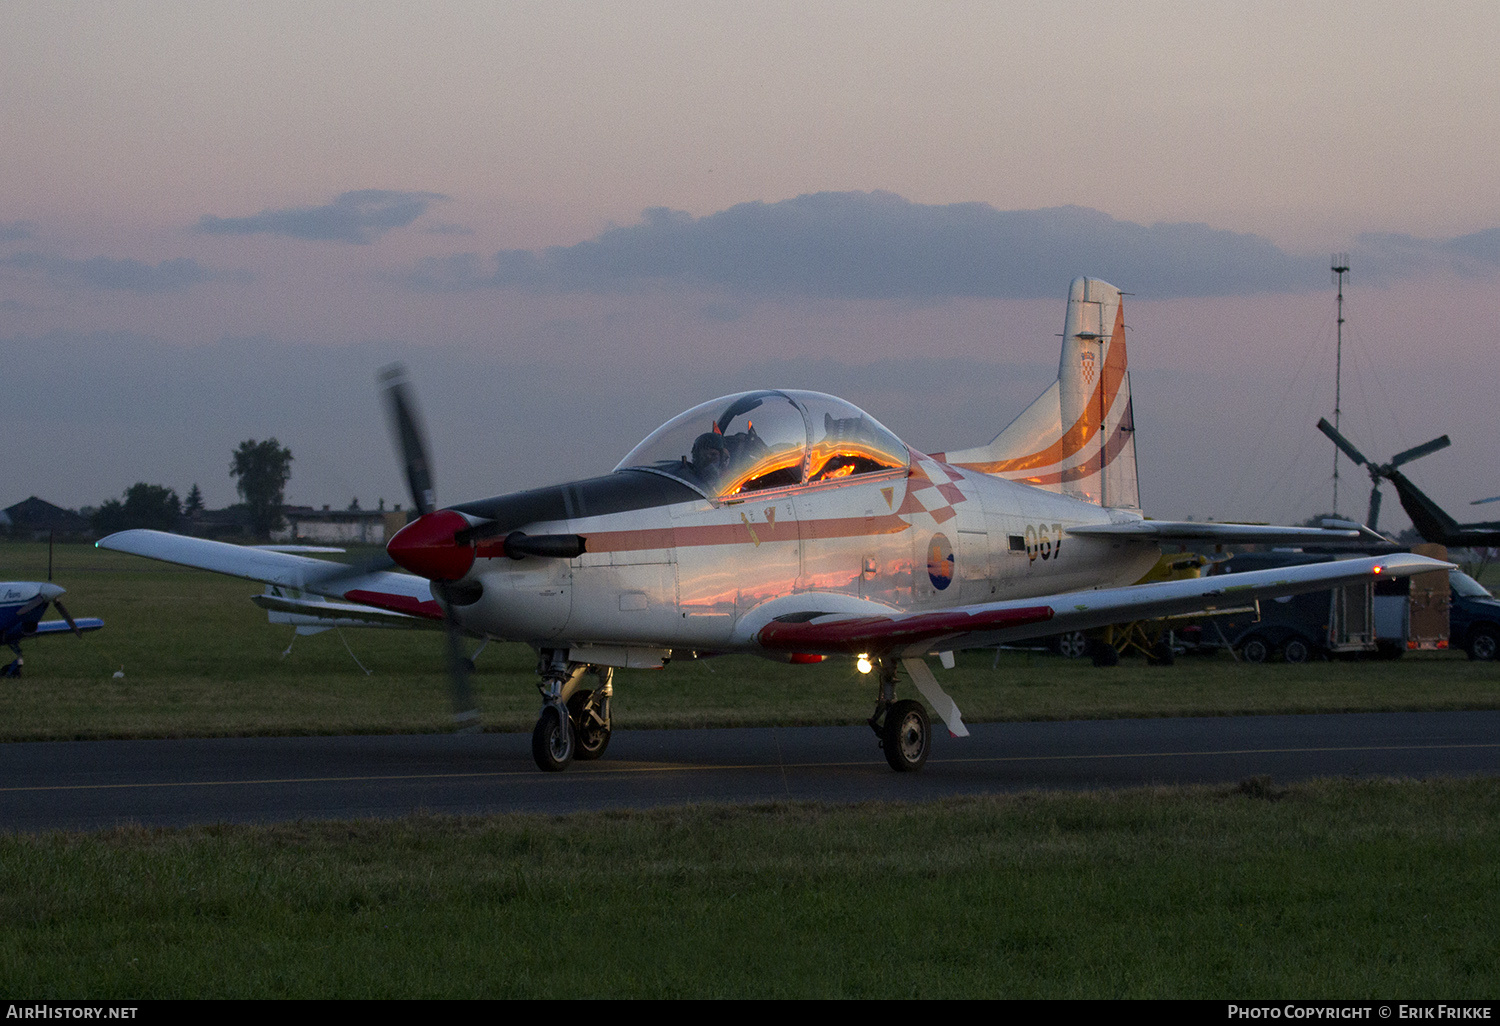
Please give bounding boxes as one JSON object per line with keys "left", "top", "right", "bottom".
{"left": 531, "top": 652, "right": 614, "bottom": 771}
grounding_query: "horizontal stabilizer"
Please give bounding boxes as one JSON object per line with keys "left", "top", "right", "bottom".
{"left": 1067, "top": 520, "right": 1362, "bottom": 545}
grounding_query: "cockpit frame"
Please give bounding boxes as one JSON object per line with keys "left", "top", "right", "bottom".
{"left": 615, "top": 389, "right": 911, "bottom": 503}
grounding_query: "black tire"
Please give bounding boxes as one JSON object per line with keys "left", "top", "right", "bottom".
{"left": 1147, "top": 640, "right": 1175, "bottom": 667}
{"left": 1054, "top": 630, "right": 1089, "bottom": 659}
{"left": 1240, "top": 635, "right": 1270, "bottom": 664}
{"left": 1281, "top": 637, "right": 1311, "bottom": 664}
{"left": 881, "top": 699, "right": 930, "bottom": 772}
{"left": 531, "top": 704, "right": 574, "bottom": 772}
{"left": 1088, "top": 639, "right": 1120, "bottom": 667}
{"left": 1467, "top": 625, "right": 1499, "bottom": 662}
{"left": 566, "top": 689, "right": 611, "bottom": 761}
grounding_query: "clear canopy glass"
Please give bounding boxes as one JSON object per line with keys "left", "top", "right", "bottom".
{"left": 616, "top": 389, "right": 909, "bottom": 499}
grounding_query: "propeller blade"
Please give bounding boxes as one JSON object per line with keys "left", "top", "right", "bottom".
{"left": 1316, "top": 417, "right": 1371, "bottom": 467}
{"left": 436, "top": 585, "right": 480, "bottom": 733}
{"left": 1472, "top": 495, "right": 1500, "bottom": 506}
{"left": 51, "top": 598, "right": 83, "bottom": 638}
{"left": 1388, "top": 434, "right": 1451, "bottom": 469}
{"left": 1367, "top": 484, "right": 1383, "bottom": 533}
{"left": 380, "top": 364, "right": 437, "bottom": 517}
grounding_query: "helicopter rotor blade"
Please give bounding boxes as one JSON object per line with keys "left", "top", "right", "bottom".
{"left": 1316, "top": 417, "right": 1372, "bottom": 468}
{"left": 1388, "top": 435, "right": 1451, "bottom": 469}
{"left": 1367, "top": 484, "right": 1383, "bottom": 533}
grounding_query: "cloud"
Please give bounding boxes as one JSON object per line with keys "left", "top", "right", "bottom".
{"left": 0, "top": 221, "right": 36, "bottom": 243}
{"left": 402, "top": 191, "right": 1500, "bottom": 301}
{"left": 196, "top": 189, "right": 447, "bottom": 244}
{"left": 402, "top": 192, "right": 1328, "bottom": 300}
{"left": 4, "top": 253, "right": 219, "bottom": 293}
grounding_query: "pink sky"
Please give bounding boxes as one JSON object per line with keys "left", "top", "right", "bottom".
{"left": 4, "top": 2, "right": 1498, "bottom": 533}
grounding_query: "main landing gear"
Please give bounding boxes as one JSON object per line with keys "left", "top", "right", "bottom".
{"left": 2, "top": 643, "right": 23, "bottom": 678}
{"left": 530, "top": 651, "right": 613, "bottom": 772}
{"left": 867, "top": 659, "right": 931, "bottom": 772}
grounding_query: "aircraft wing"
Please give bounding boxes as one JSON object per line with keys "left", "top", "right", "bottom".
{"left": 32, "top": 618, "right": 105, "bottom": 636}
{"left": 97, "top": 529, "right": 442, "bottom": 621}
{"left": 251, "top": 590, "right": 440, "bottom": 630}
{"left": 1066, "top": 520, "right": 1364, "bottom": 545}
{"left": 749, "top": 553, "right": 1450, "bottom": 659}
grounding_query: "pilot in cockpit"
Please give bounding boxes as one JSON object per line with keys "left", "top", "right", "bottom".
{"left": 690, "top": 431, "right": 730, "bottom": 486}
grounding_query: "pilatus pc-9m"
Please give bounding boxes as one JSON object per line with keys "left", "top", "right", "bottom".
{"left": 102, "top": 278, "right": 1449, "bottom": 771}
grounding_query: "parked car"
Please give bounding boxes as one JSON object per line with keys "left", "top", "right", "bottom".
{"left": 1447, "top": 569, "right": 1500, "bottom": 661}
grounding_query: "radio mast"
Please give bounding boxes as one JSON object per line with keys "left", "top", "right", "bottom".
{"left": 1331, "top": 255, "right": 1350, "bottom": 515}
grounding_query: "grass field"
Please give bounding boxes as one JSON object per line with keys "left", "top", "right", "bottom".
{"left": 3, "top": 540, "right": 1499, "bottom": 741}
{"left": 2, "top": 778, "right": 1497, "bottom": 998}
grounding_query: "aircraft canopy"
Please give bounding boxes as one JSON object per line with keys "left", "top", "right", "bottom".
{"left": 616, "top": 390, "right": 909, "bottom": 500}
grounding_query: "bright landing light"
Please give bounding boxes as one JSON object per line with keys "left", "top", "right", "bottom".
{"left": 856, "top": 654, "right": 873, "bottom": 674}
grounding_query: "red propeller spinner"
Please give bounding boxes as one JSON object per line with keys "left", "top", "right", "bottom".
{"left": 386, "top": 509, "right": 476, "bottom": 581}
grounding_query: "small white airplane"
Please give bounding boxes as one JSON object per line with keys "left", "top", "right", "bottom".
{"left": 100, "top": 278, "right": 1450, "bottom": 771}
{"left": 1, "top": 581, "right": 104, "bottom": 676}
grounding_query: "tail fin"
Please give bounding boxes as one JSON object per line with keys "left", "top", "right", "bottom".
{"left": 943, "top": 277, "right": 1140, "bottom": 510}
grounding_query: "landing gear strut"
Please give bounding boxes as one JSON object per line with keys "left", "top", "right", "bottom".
{"left": 531, "top": 652, "right": 613, "bottom": 771}
{"left": 867, "top": 659, "right": 931, "bottom": 772}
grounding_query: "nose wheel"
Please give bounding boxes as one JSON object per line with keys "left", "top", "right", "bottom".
{"left": 531, "top": 656, "right": 613, "bottom": 771}
{"left": 532, "top": 703, "right": 575, "bottom": 772}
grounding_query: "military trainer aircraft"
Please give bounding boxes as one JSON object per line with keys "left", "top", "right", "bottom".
{"left": 100, "top": 277, "right": 1450, "bottom": 771}
{"left": 1, "top": 581, "right": 103, "bottom": 676}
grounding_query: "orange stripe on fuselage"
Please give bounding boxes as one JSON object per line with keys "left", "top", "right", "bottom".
{"left": 957, "top": 304, "right": 1128, "bottom": 475}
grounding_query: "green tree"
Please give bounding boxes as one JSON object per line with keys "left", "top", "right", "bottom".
{"left": 230, "top": 439, "right": 293, "bottom": 539}
{"left": 183, "top": 483, "right": 205, "bottom": 516}
{"left": 92, "top": 483, "right": 182, "bottom": 533}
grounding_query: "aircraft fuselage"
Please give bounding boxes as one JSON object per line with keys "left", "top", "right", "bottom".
{"left": 436, "top": 451, "right": 1160, "bottom": 663}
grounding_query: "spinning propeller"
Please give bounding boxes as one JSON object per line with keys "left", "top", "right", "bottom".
{"left": 1317, "top": 417, "right": 1451, "bottom": 532}
{"left": 378, "top": 365, "right": 592, "bottom": 733}
{"left": 379, "top": 364, "right": 480, "bottom": 733}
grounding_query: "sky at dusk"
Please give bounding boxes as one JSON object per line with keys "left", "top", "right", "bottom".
{"left": 5, "top": 1, "right": 1498, "bottom": 535}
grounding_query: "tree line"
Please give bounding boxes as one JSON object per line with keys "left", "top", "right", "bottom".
{"left": 91, "top": 439, "right": 293, "bottom": 539}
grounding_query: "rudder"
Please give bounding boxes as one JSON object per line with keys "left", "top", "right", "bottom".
{"left": 942, "top": 277, "right": 1140, "bottom": 509}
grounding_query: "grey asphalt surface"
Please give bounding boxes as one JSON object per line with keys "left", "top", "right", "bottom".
{"left": 2, "top": 709, "right": 1497, "bottom": 832}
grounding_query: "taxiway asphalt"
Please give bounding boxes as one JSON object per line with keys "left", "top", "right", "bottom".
{"left": 3, "top": 709, "right": 1498, "bottom": 832}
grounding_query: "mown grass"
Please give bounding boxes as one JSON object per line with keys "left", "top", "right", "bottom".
{"left": 1, "top": 777, "right": 1496, "bottom": 998}
{"left": 3, "top": 541, "right": 1499, "bottom": 740}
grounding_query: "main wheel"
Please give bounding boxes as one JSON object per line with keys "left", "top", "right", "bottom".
{"left": 1240, "top": 635, "right": 1270, "bottom": 663}
{"left": 1281, "top": 637, "right": 1311, "bottom": 664}
{"left": 1467, "top": 626, "right": 1499, "bottom": 662}
{"left": 1088, "top": 639, "right": 1120, "bottom": 667}
{"left": 1054, "top": 630, "right": 1089, "bottom": 659}
{"left": 1147, "top": 640, "right": 1175, "bottom": 666}
{"left": 881, "top": 699, "right": 930, "bottom": 773}
{"left": 531, "top": 704, "right": 575, "bottom": 772}
{"left": 566, "top": 689, "right": 611, "bottom": 761}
